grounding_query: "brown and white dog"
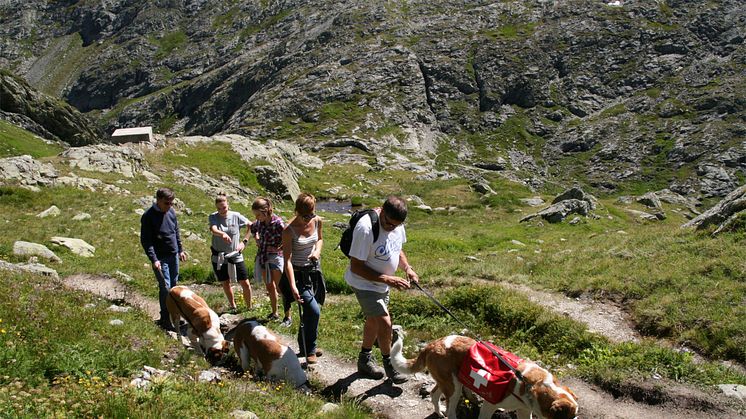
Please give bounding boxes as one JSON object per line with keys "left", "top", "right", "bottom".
{"left": 391, "top": 331, "right": 578, "bottom": 419}
{"left": 232, "top": 319, "right": 309, "bottom": 390}
{"left": 166, "top": 286, "right": 230, "bottom": 364}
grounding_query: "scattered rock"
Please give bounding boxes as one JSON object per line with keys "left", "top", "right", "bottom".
{"left": 37, "top": 205, "right": 60, "bottom": 218}
{"left": 0, "top": 259, "right": 58, "bottom": 279}
{"left": 198, "top": 369, "right": 222, "bottom": 383}
{"left": 682, "top": 184, "right": 746, "bottom": 232}
{"left": 230, "top": 410, "right": 259, "bottom": 419}
{"left": 636, "top": 192, "right": 663, "bottom": 211}
{"left": 319, "top": 403, "right": 340, "bottom": 414}
{"left": 625, "top": 209, "right": 663, "bottom": 221}
{"left": 569, "top": 216, "right": 582, "bottom": 225}
{"left": 511, "top": 240, "right": 526, "bottom": 246}
{"left": 114, "top": 271, "right": 133, "bottom": 282}
{"left": 520, "top": 197, "right": 545, "bottom": 207}
{"left": 552, "top": 187, "right": 597, "bottom": 210}
{"left": 108, "top": 304, "right": 132, "bottom": 313}
{"left": 415, "top": 204, "right": 432, "bottom": 213}
{"left": 50, "top": 236, "right": 95, "bottom": 257}
{"left": 13, "top": 240, "right": 61, "bottom": 262}
{"left": 520, "top": 199, "right": 592, "bottom": 224}
{"left": 72, "top": 212, "right": 91, "bottom": 221}
{"left": 109, "top": 319, "right": 124, "bottom": 326}
{"left": 716, "top": 384, "right": 746, "bottom": 402}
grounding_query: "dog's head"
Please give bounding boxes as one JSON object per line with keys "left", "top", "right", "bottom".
{"left": 391, "top": 324, "right": 405, "bottom": 344}
{"left": 548, "top": 389, "right": 579, "bottom": 419}
{"left": 205, "top": 340, "right": 231, "bottom": 365}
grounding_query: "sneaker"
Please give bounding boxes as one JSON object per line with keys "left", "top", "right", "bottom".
{"left": 314, "top": 349, "right": 323, "bottom": 357}
{"left": 280, "top": 317, "right": 292, "bottom": 328}
{"left": 357, "top": 351, "right": 384, "bottom": 379}
{"left": 383, "top": 357, "right": 407, "bottom": 384}
{"left": 228, "top": 306, "right": 238, "bottom": 314}
{"left": 267, "top": 313, "right": 280, "bottom": 321}
{"left": 306, "top": 354, "right": 318, "bottom": 364}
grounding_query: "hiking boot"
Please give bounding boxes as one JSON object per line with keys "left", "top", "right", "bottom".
{"left": 266, "top": 312, "right": 280, "bottom": 321}
{"left": 383, "top": 356, "right": 407, "bottom": 384}
{"left": 306, "top": 354, "right": 318, "bottom": 364}
{"left": 357, "top": 351, "right": 384, "bottom": 379}
{"left": 280, "top": 317, "right": 292, "bottom": 328}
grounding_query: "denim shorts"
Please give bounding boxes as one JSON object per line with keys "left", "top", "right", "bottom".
{"left": 254, "top": 253, "right": 284, "bottom": 284}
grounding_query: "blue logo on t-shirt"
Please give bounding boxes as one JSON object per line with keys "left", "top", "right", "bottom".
{"left": 374, "top": 238, "right": 402, "bottom": 262}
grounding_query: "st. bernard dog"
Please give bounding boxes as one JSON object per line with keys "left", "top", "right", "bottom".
{"left": 391, "top": 330, "right": 578, "bottom": 419}
{"left": 232, "top": 319, "right": 309, "bottom": 391}
{"left": 166, "top": 286, "right": 230, "bottom": 364}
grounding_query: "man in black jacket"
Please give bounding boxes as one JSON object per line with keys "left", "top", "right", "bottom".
{"left": 140, "top": 187, "right": 188, "bottom": 330}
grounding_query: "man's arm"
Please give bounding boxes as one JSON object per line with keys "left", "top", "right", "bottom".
{"left": 140, "top": 213, "right": 157, "bottom": 263}
{"left": 350, "top": 257, "right": 410, "bottom": 290}
{"left": 174, "top": 213, "right": 187, "bottom": 262}
{"left": 398, "top": 250, "right": 419, "bottom": 283}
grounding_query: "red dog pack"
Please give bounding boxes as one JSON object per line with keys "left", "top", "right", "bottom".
{"left": 457, "top": 341, "right": 524, "bottom": 404}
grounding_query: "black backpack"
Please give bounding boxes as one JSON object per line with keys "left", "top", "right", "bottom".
{"left": 338, "top": 209, "right": 379, "bottom": 258}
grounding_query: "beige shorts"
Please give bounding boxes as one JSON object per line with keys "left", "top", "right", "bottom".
{"left": 352, "top": 287, "right": 390, "bottom": 317}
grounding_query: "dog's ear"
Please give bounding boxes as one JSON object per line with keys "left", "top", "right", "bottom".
{"left": 563, "top": 385, "right": 578, "bottom": 400}
{"left": 550, "top": 398, "right": 578, "bottom": 419}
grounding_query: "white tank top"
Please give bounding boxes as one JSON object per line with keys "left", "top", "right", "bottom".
{"left": 289, "top": 219, "right": 318, "bottom": 267}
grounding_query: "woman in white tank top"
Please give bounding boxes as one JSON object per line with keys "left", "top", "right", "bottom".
{"left": 281, "top": 193, "right": 324, "bottom": 363}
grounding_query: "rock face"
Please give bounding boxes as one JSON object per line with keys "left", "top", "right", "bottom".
{"left": 0, "top": 155, "right": 58, "bottom": 187}
{"left": 0, "top": 70, "right": 101, "bottom": 146}
{"left": 0, "top": 1, "right": 744, "bottom": 196}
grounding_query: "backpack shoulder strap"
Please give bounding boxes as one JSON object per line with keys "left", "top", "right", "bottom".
{"left": 367, "top": 209, "right": 380, "bottom": 242}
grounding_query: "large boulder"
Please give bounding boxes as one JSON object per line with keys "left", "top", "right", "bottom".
{"left": 50, "top": 237, "right": 96, "bottom": 257}
{"left": 520, "top": 199, "right": 592, "bottom": 224}
{"left": 0, "top": 155, "right": 58, "bottom": 187}
{"left": 681, "top": 184, "right": 746, "bottom": 231}
{"left": 13, "top": 241, "right": 61, "bottom": 262}
{"left": 552, "top": 187, "right": 597, "bottom": 210}
{"left": 61, "top": 144, "right": 147, "bottom": 178}
{"left": 0, "top": 259, "right": 58, "bottom": 279}
{"left": 172, "top": 167, "right": 254, "bottom": 206}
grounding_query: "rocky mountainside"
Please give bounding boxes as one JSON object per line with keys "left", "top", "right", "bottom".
{"left": 0, "top": 70, "right": 102, "bottom": 146}
{"left": 0, "top": 0, "right": 744, "bottom": 197}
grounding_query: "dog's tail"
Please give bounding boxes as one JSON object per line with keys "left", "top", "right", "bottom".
{"left": 390, "top": 329, "right": 428, "bottom": 375}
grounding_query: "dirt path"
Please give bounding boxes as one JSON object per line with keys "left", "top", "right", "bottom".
{"left": 498, "top": 282, "right": 640, "bottom": 343}
{"left": 61, "top": 274, "right": 744, "bottom": 418}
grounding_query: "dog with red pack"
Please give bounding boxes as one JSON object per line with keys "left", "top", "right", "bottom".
{"left": 390, "top": 328, "right": 578, "bottom": 419}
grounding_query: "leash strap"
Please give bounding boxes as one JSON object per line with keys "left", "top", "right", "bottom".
{"left": 413, "top": 282, "right": 527, "bottom": 384}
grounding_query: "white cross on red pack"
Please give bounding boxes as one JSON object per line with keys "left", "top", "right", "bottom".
{"left": 470, "top": 368, "right": 490, "bottom": 389}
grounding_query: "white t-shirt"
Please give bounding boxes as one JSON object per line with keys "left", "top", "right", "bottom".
{"left": 344, "top": 212, "right": 407, "bottom": 292}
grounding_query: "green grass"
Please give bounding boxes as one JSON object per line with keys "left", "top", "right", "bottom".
{"left": 151, "top": 31, "right": 188, "bottom": 59}
{"left": 0, "top": 275, "right": 369, "bottom": 418}
{"left": 0, "top": 120, "right": 64, "bottom": 158}
{"left": 1, "top": 137, "right": 745, "bottom": 414}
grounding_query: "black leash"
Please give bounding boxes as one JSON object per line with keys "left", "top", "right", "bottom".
{"left": 412, "top": 281, "right": 527, "bottom": 385}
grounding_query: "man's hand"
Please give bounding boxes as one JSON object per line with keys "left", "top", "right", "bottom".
{"left": 152, "top": 260, "right": 161, "bottom": 271}
{"left": 405, "top": 266, "right": 419, "bottom": 284}
{"left": 383, "top": 275, "right": 410, "bottom": 290}
{"left": 221, "top": 232, "right": 232, "bottom": 244}
{"left": 179, "top": 251, "right": 187, "bottom": 262}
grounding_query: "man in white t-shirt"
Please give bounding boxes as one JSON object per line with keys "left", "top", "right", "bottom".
{"left": 344, "top": 195, "right": 419, "bottom": 383}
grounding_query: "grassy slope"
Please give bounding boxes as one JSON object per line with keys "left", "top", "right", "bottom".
{"left": 0, "top": 132, "right": 744, "bottom": 415}
{"left": 0, "top": 120, "right": 64, "bottom": 158}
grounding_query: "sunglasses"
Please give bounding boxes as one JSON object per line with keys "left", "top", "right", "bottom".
{"left": 302, "top": 213, "right": 316, "bottom": 221}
